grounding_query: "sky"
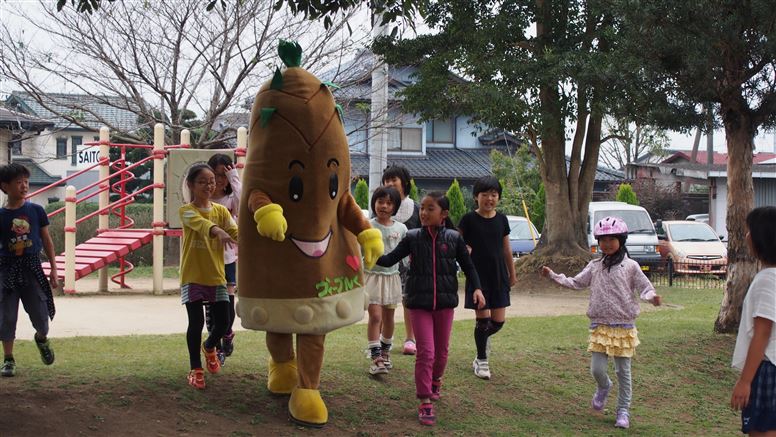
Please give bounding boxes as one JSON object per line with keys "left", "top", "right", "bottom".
{"left": 2, "top": 0, "right": 776, "bottom": 158}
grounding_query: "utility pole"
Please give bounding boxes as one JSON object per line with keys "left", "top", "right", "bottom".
{"left": 367, "top": 11, "right": 389, "bottom": 195}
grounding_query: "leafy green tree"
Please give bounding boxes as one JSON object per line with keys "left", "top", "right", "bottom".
{"left": 354, "top": 179, "right": 369, "bottom": 210}
{"left": 408, "top": 178, "right": 419, "bottom": 202}
{"left": 374, "top": 1, "right": 619, "bottom": 259}
{"left": 615, "top": 183, "right": 639, "bottom": 206}
{"left": 446, "top": 179, "right": 466, "bottom": 227}
{"left": 615, "top": 0, "right": 776, "bottom": 332}
{"left": 490, "top": 147, "right": 541, "bottom": 217}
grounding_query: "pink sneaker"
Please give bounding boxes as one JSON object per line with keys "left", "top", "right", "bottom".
{"left": 403, "top": 340, "right": 416, "bottom": 355}
{"left": 615, "top": 410, "right": 630, "bottom": 428}
{"left": 418, "top": 402, "right": 436, "bottom": 426}
{"left": 591, "top": 383, "right": 611, "bottom": 411}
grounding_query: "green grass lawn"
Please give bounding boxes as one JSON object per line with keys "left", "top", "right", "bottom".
{"left": 2, "top": 286, "right": 740, "bottom": 436}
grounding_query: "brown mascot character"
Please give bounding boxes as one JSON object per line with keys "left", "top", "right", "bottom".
{"left": 237, "top": 41, "right": 384, "bottom": 427}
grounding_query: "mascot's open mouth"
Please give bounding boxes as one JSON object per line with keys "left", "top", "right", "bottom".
{"left": 290, "top": 229, "right": 332, "bottom": 258}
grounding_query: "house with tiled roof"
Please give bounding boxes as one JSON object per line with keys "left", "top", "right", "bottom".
{"left": 327, "top": 50, "right": 623, "bottom": 195}
{"left": 4, "top": 92, "right": 142, "bottom": 203}
{"left": 0, "top": 107, "right": 61, "bottom": 205}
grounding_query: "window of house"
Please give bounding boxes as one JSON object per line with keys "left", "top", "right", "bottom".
{"left": 71, "top": 136, "right": 82, "bottom": 165}
{"left": 387, "top": 127, "right": 422, "bottom": 152}
{"left": 10, "top": 140, "right": 21, "bottom": 156}
{"left": 56, "top": 138, "right": 68, "bottom": 159}
{"left": 425, "top": 118, "right": 455, "bottom": 143}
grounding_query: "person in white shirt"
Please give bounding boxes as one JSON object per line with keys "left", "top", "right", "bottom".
{"left": 731, "top": 206, "right": 776, "bottom": 435}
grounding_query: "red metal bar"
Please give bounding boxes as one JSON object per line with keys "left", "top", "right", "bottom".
{"left": 75, "top": 183, "right": 157, "bottom": 225}
{"left": 25, "top": 157, "right": 108, "bottom": 200}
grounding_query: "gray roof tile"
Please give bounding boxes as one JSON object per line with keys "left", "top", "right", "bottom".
{"left": 8, "top": 92, "right": 141, "bottom": 131}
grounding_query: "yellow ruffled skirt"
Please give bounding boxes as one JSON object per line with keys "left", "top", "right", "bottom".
{"left": 587, "top": 325, "right": 640, "bottom": 357}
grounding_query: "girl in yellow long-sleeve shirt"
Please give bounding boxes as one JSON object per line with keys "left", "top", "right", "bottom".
{"left": 179, "top": 163, "right": 238, "bottom": 389}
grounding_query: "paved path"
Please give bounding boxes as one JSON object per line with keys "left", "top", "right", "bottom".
{"left": 16, "top": 277, "right": 597, "bottom": 338}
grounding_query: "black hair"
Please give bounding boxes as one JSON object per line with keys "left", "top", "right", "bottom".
{"left": 207, "top": 153, "right": 235, "bottom": 195}
{"left": 747, "top": 206, "right": 776, "bottom": 264}
{"left": 185, "top": 163, "right": 214, "bottom": 201}
{"left": 473, "top": 176, "right": 502, "bottom": 198}
{"left": 0, "top": 163, "right": 31, "bottom": 194}
{"left": 423, "top": 191, "right": 455, "bottom": 229}
{"left": 381, "top": 165, "right": 412, "bottom": 198}
{"left": 370, "top": 186, "right": 401, "bottom": 216}
{"left": 597, "top": 234, "right": 629, "bottom": 272}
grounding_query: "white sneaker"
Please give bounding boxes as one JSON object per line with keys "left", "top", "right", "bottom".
{"left": 473, "top": 358, "right": 491, "bottom": 380}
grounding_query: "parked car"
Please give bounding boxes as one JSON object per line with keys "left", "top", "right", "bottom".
{"left": 507, "top": 215, "right": 540, "bottom": 257}
{"left": 587, "top": 202, "right": 661, "bottom": 273}
{"left": 656, "top": 220, "right": 727, "bottom": 278}
{"left": 685, "top": 213, "right": 709, "bottom": 224}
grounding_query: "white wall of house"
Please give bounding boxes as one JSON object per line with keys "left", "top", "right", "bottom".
{"left": 455, "top": 115, "right": 482, "bottom": 149}
{"left": 17, "top": 128, "right": 99, "bottom": 178}
{"left": 709, "top": 174, "right": 776, "bottom": 239}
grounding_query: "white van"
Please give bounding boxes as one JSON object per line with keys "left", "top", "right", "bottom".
{"left": 587, "top": 201, "right": 661, "bottom": 273}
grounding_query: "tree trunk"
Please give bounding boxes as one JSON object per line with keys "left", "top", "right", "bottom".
{"left": 714, "top": 107, "right": 759, "bottom": 333}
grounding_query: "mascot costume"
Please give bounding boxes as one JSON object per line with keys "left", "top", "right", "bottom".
{"left": 237, "top": 41, "right": 384, "bottom": 427}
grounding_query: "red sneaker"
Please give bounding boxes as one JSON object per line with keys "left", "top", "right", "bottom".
{"left": 202, "top": 344, "right": 221, "bottom": 374}
{"left": 418, "top": 402, "right": 436, "bottom": 426}
{"left": 187, "top": 368, "right": 205, "bottom": 389}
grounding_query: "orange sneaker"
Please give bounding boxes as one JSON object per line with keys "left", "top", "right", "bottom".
{"left": 202, "top": 344, "right": 221, "bottom": 374}
{"left": 188, "top": 368, "right": 205, "bottom": 389}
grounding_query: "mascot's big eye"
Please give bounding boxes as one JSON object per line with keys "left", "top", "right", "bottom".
{"left": 289, "top": 176, "right": 303, "bottom": 202}
{"left": 329, "top": 173, "right": 338, "bottom": 199}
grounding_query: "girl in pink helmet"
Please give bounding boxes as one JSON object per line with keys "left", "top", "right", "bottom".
{"left": 541, "top": 216, "right": 661, "bottom": 429}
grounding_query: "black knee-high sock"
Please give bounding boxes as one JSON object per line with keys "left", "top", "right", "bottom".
{"left": 489, "top": 320, "right": 505, "bottom": 337}
{"left": 186, "top": 302, "right": 205, "bottom": 369}
{"left": 475, "top": 317, "right": 492, "bottom": 360}
{"left": 227, "top": 295, "right": 236, "bottom": 333}
{"left": 204, "top": 301, "right": 229, "bottom": 350}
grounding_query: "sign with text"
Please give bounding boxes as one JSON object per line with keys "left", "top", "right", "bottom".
{"left": 77, "top": 146, "right": 100, "bottom": 167}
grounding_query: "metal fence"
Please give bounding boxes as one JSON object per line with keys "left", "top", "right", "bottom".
{"left": 647, "top": 258, "right": 726, "bottom": 289}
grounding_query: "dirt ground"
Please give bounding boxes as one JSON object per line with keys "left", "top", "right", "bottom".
{"left": 2, "top": 274, "right": 664, "bottom": 436}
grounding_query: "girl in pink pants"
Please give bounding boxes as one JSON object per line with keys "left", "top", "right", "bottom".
{"left": 376, "top": 192, "right": 484, "bottom": 426}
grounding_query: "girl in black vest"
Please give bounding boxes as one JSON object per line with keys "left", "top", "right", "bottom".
{"left": 376, "top": 192, "right": 483, "bottom": 426}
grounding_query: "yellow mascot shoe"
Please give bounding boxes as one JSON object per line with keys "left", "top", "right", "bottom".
{"left": 289, "top": 387, "right": 328, "bottom": 428}
{"left": 267, "top": 357, "right": 298, "bottom": 395}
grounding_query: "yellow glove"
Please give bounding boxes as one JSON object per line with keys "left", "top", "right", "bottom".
{"left": 357, "top": 228, "right": 384, "bottom": 269}
{"left": 254, "top": 203, "right": 287, "bottom": 242}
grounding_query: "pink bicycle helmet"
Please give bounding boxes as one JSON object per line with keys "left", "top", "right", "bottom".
{"left": 593, "top": 216, "right": 628, "bottom": 237}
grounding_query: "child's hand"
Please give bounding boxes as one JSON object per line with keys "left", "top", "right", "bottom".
{"left": 49, "top": 269, "right": 59, "bottom": 290}
{"left": 540, "top": 266, "right": 553, "bottom": 278}
{"left": 472, "top": 289, "right": 486, "bottom": 309}
{"left": 731, "top": 378, "right": 751, "bottom": 410}
{"left": 213, "top": 227, "right": 237, "bottom": 247}
{"left": 466, "top": 244, "right": 472, "bottom": 255}
{"left": 651, "top": 295, "right": 662, "bottom": 306}
{"left": 509, "top": 273, "right": 517, "bottom": 287}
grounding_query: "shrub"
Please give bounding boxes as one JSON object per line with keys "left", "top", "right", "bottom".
{"left": 446, "top": 179, "right": 466, "bottom": 226}
{"left": 409, "top": 178, "right": 419, "bottom": 202}
{"left": 354, "top": 178, "right": 369, "bottom": 209}
{"left": 616, "top": 183, "right": 639, "bottom": 205}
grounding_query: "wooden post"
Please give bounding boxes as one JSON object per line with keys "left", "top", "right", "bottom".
{"left": 64, "top": 185, "right": 77, "bottom": 294}
{"left": 236, "top": 126, "right": 247, "bottom": 179}
{"left": 97, "top": 126, "right": 110, "bottom": 292}
{"left": 152, "top": 124, "right": 166, "bottom": 294}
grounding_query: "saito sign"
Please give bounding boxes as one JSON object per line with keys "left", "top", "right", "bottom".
{"left": 77, "top": 147, "right": 100, "bottom": 166}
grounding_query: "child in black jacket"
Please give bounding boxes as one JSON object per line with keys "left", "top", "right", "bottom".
{"left": 376, "top": 192, "right": 483, "bottom": 426}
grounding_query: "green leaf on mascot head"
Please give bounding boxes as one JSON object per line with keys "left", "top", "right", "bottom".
{"left": 260, "top": 107, "right": 276, "bottom": 128}
{"left": 322, "top": 80, "right": 340, "bottom": 89}
{"left": 270, "top": 67, "right": 283, "bottom": 91}
{"left": 334, "top": 103, "right": 344, "bottom": 124}
{"left": 278, "top": 40, "right": 302, "bottom": 68}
